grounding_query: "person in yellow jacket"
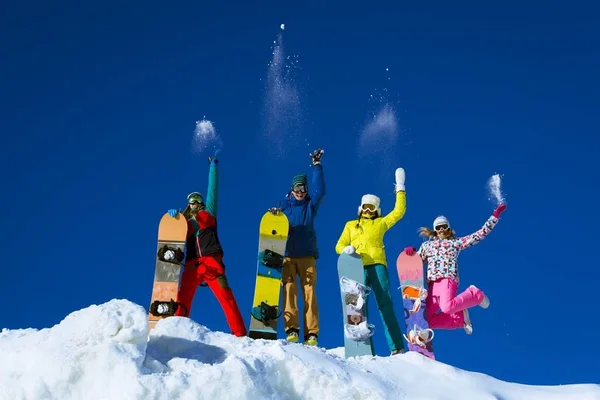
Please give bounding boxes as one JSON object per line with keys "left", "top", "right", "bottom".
{"left": 335, "top": 167, "right": 407, "bottom": 355}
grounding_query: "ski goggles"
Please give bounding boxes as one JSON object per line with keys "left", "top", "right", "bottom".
{"left": 187, "top": 192, "right": 204, "bottom": 204}
{"left": 292, "top": 183, "right": 307, "bottom": 193}
{"left": 434, "top": 224, "right": 449, "bottom": 231}
{"left": 361, "top": 204, "right": 377, "bottom": 212}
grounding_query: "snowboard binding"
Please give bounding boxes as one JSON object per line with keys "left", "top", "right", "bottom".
{"left": 157, "top": 245, "right": 185, "bottom": 265}
{"left": 344, "top": 321, "right": 375, "bottom": 342}
{"left": 340, "top": 276, "right": 371, "bottom": 312}
{"left": 403, "top": 324, "right": 434, "bottom": 349}
{"left": 399, "top": 285, "right": 428, "bottom": 315}
{"left": 262, "top": 249, "right": 284, "bottom": 268}
{"left": 251, "top": 301, "right": 281, "bottom": 324}
{"left": 149, "top": 299, "right": 189, "bottom": 318}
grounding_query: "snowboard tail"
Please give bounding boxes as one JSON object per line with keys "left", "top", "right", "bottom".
{"left": 396, "top": 250, "right": 435, "bottom": 359}
{"left": 248, "top": 212, "right": 289, "bottom": 340}
{"left": 148, "top": 212, "right": 188, "bottom": 332}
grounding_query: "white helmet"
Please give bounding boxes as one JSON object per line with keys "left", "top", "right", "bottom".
{"left": 433, "top": 215, "right": 450, "bottom": 229}
{"left": 358, "top": 194, "right": 381, "bottom": 216}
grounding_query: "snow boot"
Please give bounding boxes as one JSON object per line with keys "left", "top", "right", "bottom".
{"left": 305, "top": 334, "right": 318, "bottom": 346}
{"left": 286, "top": 329, "right": 299, "bottom": 343}
{"left": 463, "top": 309, "right": 473, "bottom": 335}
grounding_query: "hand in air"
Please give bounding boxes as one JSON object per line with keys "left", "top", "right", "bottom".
{"left": 310, "top": 148, "right": 324, "bottom": 166}
{"left": 493, "top": 204, "right": 507, "bottom": 218}
{"left": 395, "top": 168, "right": 405, "bottom": 192}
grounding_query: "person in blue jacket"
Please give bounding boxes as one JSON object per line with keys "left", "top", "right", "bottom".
{"left": 269, "top": 148, "right": 325, "bottom": 346}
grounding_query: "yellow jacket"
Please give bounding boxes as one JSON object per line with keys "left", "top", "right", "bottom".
{"left": 335, "top": 191, "right": 406, "bottom": 267}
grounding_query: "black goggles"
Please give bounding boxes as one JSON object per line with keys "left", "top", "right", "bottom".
{"left": 292, "top": 184, "right": 307, "bottom": 193}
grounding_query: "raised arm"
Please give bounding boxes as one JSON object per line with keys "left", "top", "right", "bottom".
{"left": 309, "top": 164, "right": 325, "bottom": 212}
{"left": 205, "top": 155, "right": 219, "bottom": 217}
{"left": 458, "top": 204, "right": 507, "bottom": 250}
{"left": 380, "top": 168, "right": 406, "bottom": 230}
{"left": 308, "top": 148, "right": 325, "bottom": 213}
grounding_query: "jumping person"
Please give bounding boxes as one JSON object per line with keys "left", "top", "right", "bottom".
{"left": 167, "top": 152, "right": 246, "bottom": 337}
{"left": 404, "top": 204, "right": 507, "bottom": 336}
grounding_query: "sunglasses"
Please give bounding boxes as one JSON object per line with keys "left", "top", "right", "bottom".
{"left": 361, "top": 204, "right": 377, "bottom": 212}
{"left": 434, "top": 224, "right": 449, "bottom": 231}
{"left": 292, "top": 184, "right": 307, "bottom": 193}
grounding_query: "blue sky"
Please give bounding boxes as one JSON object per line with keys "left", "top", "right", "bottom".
{"left": 2, "top": 0, "right": 598, "bottom": 387}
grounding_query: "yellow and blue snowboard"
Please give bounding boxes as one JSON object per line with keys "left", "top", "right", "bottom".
{"left": 248, "top": 211, "right": 289, "bottom": 340}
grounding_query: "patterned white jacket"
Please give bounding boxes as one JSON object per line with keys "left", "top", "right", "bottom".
{"left": 418, "top": 215, "right": 499, "bottom": 283}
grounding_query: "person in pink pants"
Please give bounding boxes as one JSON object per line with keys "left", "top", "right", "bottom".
{"left": 404, "top": 204, "right": 506, "bottom": 335}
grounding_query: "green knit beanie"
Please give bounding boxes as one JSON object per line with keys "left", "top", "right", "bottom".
{"left": 291, "top": 174, "right": 308, "bottom": 188}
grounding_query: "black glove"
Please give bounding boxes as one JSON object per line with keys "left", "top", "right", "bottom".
{"left": 268, "top": 207, "right": 282, "bottom": 215}
{"left": 309, "top": 148, "right": 324, "bottom": 166}
{"left": 208, "top": 149, "right": 220, "bottom": 164}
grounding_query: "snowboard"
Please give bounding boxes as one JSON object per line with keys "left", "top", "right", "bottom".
{"left": 148, "top": 212, "right": 188, "bottom": 332}
{"left": 338, "top": 253, "right": 375, "bottom": 358}
{"left": 248, "top": 211, "right": 289, "bottom": 340}
{"left": 396, "top": 250, "right": 435, "bottom": 359}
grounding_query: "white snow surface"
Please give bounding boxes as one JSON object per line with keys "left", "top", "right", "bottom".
{"left": 1, "top": 299, "right": 598, "bottom": 400}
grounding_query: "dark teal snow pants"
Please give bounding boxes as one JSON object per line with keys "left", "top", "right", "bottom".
{"left": 364, "top": 263, "right": 405, "bottom": 353}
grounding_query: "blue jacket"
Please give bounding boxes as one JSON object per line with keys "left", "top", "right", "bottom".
{"left": 277, "top": 164, "right": 325, "bottom": 259}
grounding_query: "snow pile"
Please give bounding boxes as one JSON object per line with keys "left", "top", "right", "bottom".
{"left": 1, "top": 300, "right": 598, "bottom": 400}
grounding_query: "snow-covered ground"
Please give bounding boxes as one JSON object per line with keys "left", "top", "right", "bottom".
{"left": 1, "top": 299, "right": 598, "bottom": 400}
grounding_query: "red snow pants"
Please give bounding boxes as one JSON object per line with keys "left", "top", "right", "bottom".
{"left": 175, "top": 254, "right": 247, "bottom": 337}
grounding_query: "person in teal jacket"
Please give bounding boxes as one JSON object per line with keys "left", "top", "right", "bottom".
{"left": 269, "top": 148, "right": 325, "bottom": 346}
{"left": 167, "top": 152, "right": 246, "bottom": 337}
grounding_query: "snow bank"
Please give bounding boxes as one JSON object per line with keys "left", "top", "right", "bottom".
{"left": 1, "top": 299, "right": 598, "bottom": 400}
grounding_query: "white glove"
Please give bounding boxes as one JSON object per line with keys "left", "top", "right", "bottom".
{"left": 342, "top": 245, "right": 356, "bottom": 254}
{"left": 395, "top": 168, "right": 405, "bottom": 192}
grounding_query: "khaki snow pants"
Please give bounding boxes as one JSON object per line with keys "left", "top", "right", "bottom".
{"left": 281, "top": 256, "right": 319, "bottom": 337}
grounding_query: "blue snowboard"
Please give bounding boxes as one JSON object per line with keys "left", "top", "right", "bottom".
{"left": 337, "top": 253, "right": 375, "bottom": 358}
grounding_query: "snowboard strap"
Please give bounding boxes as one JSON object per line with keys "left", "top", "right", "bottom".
{"left": 344, "top": 321, "right": 375, "bottom": 342}
{"left": 262, "top": 249, "right": 284, "bottom": 268}
{"left": 403, "top": 324, "right": 434, "bottom": 348}
{"left": 251, "top": 301, "right": 281, "bottom": 324}
{"left": 398, "top": 285, "right": 428, "bottom": 314}
{"left": 157, "top": 245, "right": 185, "bottom": 265}
{"left": 149, "top": 299, "right": 189, "bottom": 318}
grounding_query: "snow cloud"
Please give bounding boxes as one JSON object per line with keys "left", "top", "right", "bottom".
{"left": 487, "top": 173, "right": 506, "bottom": 205}
{"left": 262, "top": 29, "right": 302, "bottom": 157}
{"left": 192, "top": 119, "right": 222, "bottom": 154}
{"left": 358, "top": 104, "right": 399, "bottom": 157}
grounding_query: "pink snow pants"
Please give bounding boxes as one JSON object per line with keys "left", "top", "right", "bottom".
{"left": 426, "top": 278, "right": 485, "bottom": 330}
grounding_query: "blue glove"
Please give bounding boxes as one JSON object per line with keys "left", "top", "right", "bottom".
{"left": 168, "top": 209, "right": 179, "bottom": 218}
